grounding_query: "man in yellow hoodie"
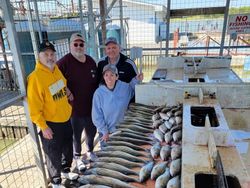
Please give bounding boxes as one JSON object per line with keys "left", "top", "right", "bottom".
{"left": 27, "top": 41, "right": 78, "bottom": 188}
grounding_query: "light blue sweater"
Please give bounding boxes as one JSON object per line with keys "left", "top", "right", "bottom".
{"left": 92, "top": 79, "right": 138, "bottom": 135}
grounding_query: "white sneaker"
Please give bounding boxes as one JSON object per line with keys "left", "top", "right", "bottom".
{"left": 51, "top": 184, "right": 65, "bottom": 188}
{"left": 76, "top": 159, "right": 86, "bottom": 171}
{"left": 61, "top": 172, "right": 78, "bottom": 180}
{"left": 87, "top": 152, "right": 98, "bottom": 161}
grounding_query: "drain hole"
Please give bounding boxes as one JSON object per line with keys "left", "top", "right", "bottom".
{"left": 195, "top": 173, "right": 241, "bottom": 188}
{"left": 188, "top": 78, "right": 205, "bottom": 82}
{"left": 191, "top": 106, "right": 219, "bottom": 127}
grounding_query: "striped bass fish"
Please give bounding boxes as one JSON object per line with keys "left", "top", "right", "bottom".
{"left": 111, "top": 131, "right": 153, "bottom": 142}
{"left": 79, "top": 184, "right": 112, "bottom": 188}
{"left": 102, "top": 145, "right": 149, "bottom": 158}
{"left": 95, "top": 150, "right": 147, "bottom": 163}
{"left": 115, "top": 128, "right": 149, "bottom": 137}
{"left": 97, "top": 157, "right": 143, "bottom": 168}
{"left": 90, "top": 162, "right": 139, "bottom": 176}
{"left": 84, "top": 167, "right": 139, "bottom": 182}
{"left": 106, "top": 141, "right": 146, "bottom": 151}
{"left": 109, "top": 136, "right": 153, "bottom": 145}
{"left": 139, "top": 161, "right": 155, "bottom": 183}
{"left": 78, "top": 175, "right": 137, "bottom": 188}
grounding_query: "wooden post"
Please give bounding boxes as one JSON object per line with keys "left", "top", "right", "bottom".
{"left": 99, "top": 0, "right": 107, "bottom": 46}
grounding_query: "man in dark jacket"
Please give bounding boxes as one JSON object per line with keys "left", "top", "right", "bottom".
{"left": 97, "top": 37, "right": 138, "bottom": 84}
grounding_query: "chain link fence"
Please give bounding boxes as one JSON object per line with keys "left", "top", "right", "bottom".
{"left": 0, "top": 0, "right": 250, "bottom": 187}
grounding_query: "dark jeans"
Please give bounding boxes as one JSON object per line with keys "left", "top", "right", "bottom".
{"left": 38, "top": 120, "right": 73, "bottom": 184}
{"left": 71, "top": 116, "right": 96, "bottom": 157}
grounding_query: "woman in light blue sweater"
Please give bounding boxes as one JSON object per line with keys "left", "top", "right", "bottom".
{"left": 92, "top": 64, "right": 143, "bottom": 148}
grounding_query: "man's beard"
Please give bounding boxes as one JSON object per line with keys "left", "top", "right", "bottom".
{"left": 45, "top": 60, "right": 55, "bottom": 70}
{"left": 72, "top": 51, "right": 84, "bottom": 59}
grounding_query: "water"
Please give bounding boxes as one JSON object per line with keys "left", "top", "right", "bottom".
{"left": 232, "top": 67, "right": 250, "bottom": 83}
{"left": 141, "top": 65, "right": 250, "bottom": 83}
{"left": 243, "top": 56, "right": 250, "bottom": 71}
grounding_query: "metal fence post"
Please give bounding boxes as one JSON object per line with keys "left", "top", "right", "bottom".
{"left": 220, "top": 0, "right": 230, "bottom": 56}
{"left": 1, "top": 0, "right": 48, "bottom": 187}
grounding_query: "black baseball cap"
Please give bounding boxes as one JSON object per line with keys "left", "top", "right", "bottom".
{"left": 39, "top": 41, "right": 56, "bottom": 52}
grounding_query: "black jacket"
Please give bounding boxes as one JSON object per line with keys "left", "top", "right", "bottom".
{"left": 97, "top": 53, "right": 138, "bottom": 83}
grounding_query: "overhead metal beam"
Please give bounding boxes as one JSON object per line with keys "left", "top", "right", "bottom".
{"left": 170, "top": 7, "right": 226, "bottom": 17}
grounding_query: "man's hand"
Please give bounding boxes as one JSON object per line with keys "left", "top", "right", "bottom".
{"left": 136, "top": 73, "right": 144, "bottom": 81}
{"left": 66, "top": 87, "right": 74, "bottom": 102}
{"left": 42, "top": 127, "right": 53, "bottom": 140}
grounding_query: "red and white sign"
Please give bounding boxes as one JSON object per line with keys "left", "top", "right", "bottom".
{"left": 227, "top": 14, "right": 250, "bottom": 34}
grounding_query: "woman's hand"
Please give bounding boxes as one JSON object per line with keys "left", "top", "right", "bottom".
{"left": 101, "top": 133, "right": 109, "bottom": 142}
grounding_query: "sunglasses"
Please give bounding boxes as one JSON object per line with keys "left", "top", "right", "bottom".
{"left": 73, "top": 43, "right": 84, "bottom": 48}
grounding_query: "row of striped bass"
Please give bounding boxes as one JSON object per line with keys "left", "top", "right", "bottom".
{"left": 78, "top": 175, "right": 137, "bottom": 188}
{"left": 154, "top": 103, "right": 182, "bottom": 113}
{"left": 96, "top": 156, "right": 143, "bottom": 168}
{"left": 109, "top": 135, "right": 153, "bottom": 145}
{"left": 77, "top": 104, "right": 157, "bottom": 187}
{"left": 139, "top": 159, "right": 181, "bottom": 186}
{"left": 95, "top": 150, "right": 148, "bottom": 163}
{"left": 119, "top": 120, "right": 153, "bottom": 129}
{"left": 151, "top": 162, "right": 168, "bottom": 180}
{"left": 153, "top": 125, "right": 182, "bottom": 143}
{"left": 90, "top": 161, "right": 138, "bottom": 176}
{"left": 102, "top": 145, "right": 150, "bottom": 157}
{"left": 118, "top": 124, "right": 153, "bottom": 134}
{"left": 153, "top": 122, "right": 182, "bottom": 145}
{"left": 152, "top": 104, "right": 182, "bottom": 132}
{"left": 83, "top": 167, "right": 139, "bottom": 182}
{"left": 139, "top": 161, "right": 154, "bottom": 182}
{"left": 78, "top": 104, "right": 171, "bottom": 187}
{"left": 156, "top": 172, "right": 181, "bottom": 188}
{"left": 123, "top": 116, "right": 152, "bottom": 124}
{"left": 153, "top": 113, "right": 182, "bottom": 130}
{"left": 154, "top": 159, "right": 181, "bottom": 188}
{"left": 152, "top": 103, "right": 182, "bottom": 121}
{"left": 115, "top": 127, "right": 151, "bottom": 137}
{"left": 129, "top": 103, "right": 155, "bottom": 114}
{"left": 110, "top": 130, "right": 153, "bottom": 142}
{"left": 79, "top": 185, "right": 112, "bottom": 188}
{"left": 106, "top": 140, "right": 147, "bottom": 151}
{"left": 151, "top": 143, "right": 182, "bottom": 161}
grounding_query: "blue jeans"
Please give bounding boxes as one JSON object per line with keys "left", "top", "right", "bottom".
{"left": 71, "top": 116, "right": 96, "bottom": 157}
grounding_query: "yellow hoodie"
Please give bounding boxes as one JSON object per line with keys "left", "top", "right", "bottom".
{"left": 27, "top": 60, "right": 72, "bottom": 130}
